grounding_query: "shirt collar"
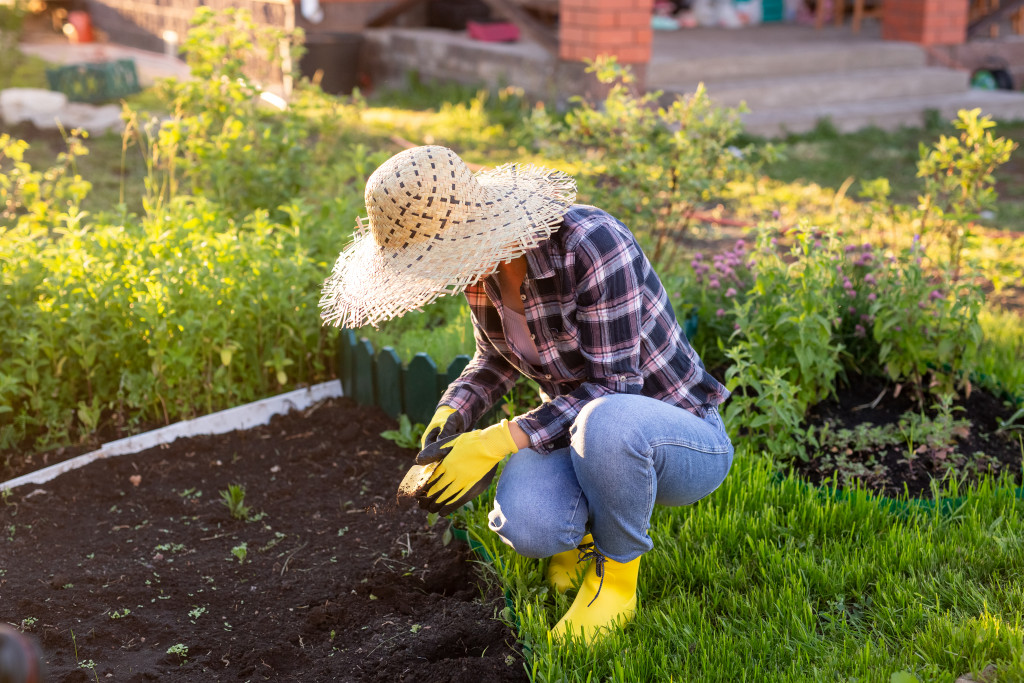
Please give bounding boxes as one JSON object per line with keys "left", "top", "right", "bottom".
{"left": 524, "top": 238, "right": 556, "bottom": 279}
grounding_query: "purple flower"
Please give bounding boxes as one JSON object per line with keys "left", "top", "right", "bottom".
{"left": 843, "top": 278, "right": 852, "bottom": 288}
{"left": 929, "top": 289, "right": 943, "bottom": 300}
{"left": 814, "top": 240, "right": 823, "bottom": 248}
{"left": 861, "top": 314, "right": 873, "bottom": 323}
{"left": 867, "top": 293, "right": 877, "bottom": 301}
{"left": 673, "top": 291, "right": 681, "bottom": 298}
{"left": 862, "top": 243, "right": 873, "bottom": 252}
{"left": 833, "top": 317, "right": 842, "bottom": 326}
{"left": 854, "top": 324, "right": 866, "bottom": 338}
{"left": 734, "top": 323, "right": 741, "bottom": 331}
{"left": 918, "top": 301, "right": 927, "bottom": 309}
{"left": 725, "top": 288, "right": 737, "bottom": 298}
{"left": 708, "top": 279, "right": 720, "bottom": 289}
{"left": 735, "top": 239, "right": 747, "bottom": 251}
{"left": 770, "top": 238, "right": 778, "bottom": 246}
{"left": 845, "top": 244, "right": 858, "bottom": 253}
{"left": 848, "top": 306, "right": 856, "bottom": 314}
{"left": 772, "top": 210, "right": 780, "bottom": 219}
{"left": 864, "top": 274, "right": 876, "bottom": 285}
{"left": 894, "top": 325, "right": 902, "bottom": 332}
{"left": 716, "top": 308, "right": 726, "bottom": 317}
{"left": 693, "top": 252, "right": 704, "bottom": 261}
{"left": 847, "top": 289, "right": 857, "bottom": 298}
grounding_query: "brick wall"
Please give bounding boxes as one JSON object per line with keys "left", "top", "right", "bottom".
{"left": 558, "top": 0, "right": 654, "bottom": 64}
{"left": 882, "top": 0, "right": 968, "bottom": 45}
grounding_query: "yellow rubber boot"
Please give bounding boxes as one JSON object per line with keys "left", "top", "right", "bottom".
{"left": 551, "top": 551, "right": 641, "bottom": 644}
{"left": 545, "top": 533, "right": 593, "bottom": 593}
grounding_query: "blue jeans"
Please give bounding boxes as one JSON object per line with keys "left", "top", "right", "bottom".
{"left": 487, "top": 394, "right": 734, "bottom": 563}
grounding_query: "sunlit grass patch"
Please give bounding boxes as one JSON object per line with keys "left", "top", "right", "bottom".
{"left": 460, "top": 451, "right": 1024, "bottom": 682}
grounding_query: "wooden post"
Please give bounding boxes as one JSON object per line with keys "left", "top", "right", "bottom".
{"left": 405, "top": 353, "right": 439, "bottom": 424}
{"left": 376, "top": 347, "right": 404, "bottom": 418}
{"left": 353, "top": 338, "right": 377, "bottom": 406}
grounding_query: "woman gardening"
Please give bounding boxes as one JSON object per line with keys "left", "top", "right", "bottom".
{"left": 320, "top": 146, "right": 734, "bottom": 644}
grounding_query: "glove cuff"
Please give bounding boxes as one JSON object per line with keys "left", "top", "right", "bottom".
{"left": 484, "top": 419, "right": 519, "bottom": 458}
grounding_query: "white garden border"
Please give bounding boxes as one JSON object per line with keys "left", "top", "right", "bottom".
{"left": 0, "top": 380, "right": 343, "bottom": 492}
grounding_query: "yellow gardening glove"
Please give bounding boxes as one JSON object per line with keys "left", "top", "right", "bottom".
{"left": 421, "top": 405, "right": 461, "bottom": 450}
{"left": 414, "top": 420, "right": 518, "bottom": 514}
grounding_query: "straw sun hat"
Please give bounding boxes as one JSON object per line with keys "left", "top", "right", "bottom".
{"left": 319, "top": 145, "right": 576, "bottom": 329}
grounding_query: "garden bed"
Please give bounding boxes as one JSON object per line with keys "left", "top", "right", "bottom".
{"left": 0, "top": 398, "right": 527, "bottom": 682}
{"left": 795, "top": 375, "right": 1022, "bottom": 498}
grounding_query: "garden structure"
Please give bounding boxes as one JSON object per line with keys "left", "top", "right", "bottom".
{"left": 3, "top": 9, "right": 1024, "bottom": 681}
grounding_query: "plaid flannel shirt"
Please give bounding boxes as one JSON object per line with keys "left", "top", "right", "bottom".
{"left": 438, "top": 205, "right": 730, "bottom": 453}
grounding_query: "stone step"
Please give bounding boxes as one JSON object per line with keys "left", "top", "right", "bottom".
{"left": 740, "top": 88, "right": 1024, "bottom": 137}
{"left": 648, "top": 41, "right": 926, "bottom": 84}
{"left": 661, "top": 66, "right": 970, "bottom": 111}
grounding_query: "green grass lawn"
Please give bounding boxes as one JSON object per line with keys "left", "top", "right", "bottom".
{"left": 751, "top": 119, "right": 1024, "bottom": 230}
{"left": 460, "top": 451, "right": 1024, "bottom": 682}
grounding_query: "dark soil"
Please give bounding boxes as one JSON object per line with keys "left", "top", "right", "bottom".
{"left": 794, "top": 374, "right": 1023, "bottom": 498}
{"left": 0, "top": 398, "right": 528, "bottom": 683}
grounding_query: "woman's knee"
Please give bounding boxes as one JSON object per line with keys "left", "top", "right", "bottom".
{"left": 487, "top": 449, "right": 587, "bottom": 558}
{"left": 487, "top": 496, "right": 574, "bottom": 558}
{"left": 570, "top": 395, "right": 644, "bottom": 464}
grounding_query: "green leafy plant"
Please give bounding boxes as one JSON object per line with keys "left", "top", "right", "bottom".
{"left": 230, "top": 542, "right": 248, "bottom": 563}
{"left": 380, "top": 414, "right": 425, "bottom": 450}
{"left": 916, "top": 108, "right": 1018, "bottom": 281}
{"left": 996, "top": 405, "right": 1024, "bottom": 434}
{"left": 533, "top": 56, "right": 773, "bottom": 269}
{"left": 869, "top": 238, "right": 984, "bottom": 402}
{"left": 728, "top": 223, "right": 845, "bottom": 412}
{"left": 0, "top": 0, "right": 27, "bottom": 91}
{"left": 220, "top": 484, "right": 251, "bottom": 521}
{"left": 722, "top": 347, "right": 809, "bottom": 461}
{"left": 166, "top": 643, "right": 189, "bottom": 665}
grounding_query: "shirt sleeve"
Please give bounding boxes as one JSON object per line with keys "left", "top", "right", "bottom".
{"left": 513, "top": 224, "right": 645, "bottom": 451}
{"left": 437, "top": 305, "right": 520, "bottom": 429}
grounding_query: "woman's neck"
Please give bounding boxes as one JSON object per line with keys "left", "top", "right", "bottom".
{"left": 496, "top": 256, "right": 528, "bottom": 314}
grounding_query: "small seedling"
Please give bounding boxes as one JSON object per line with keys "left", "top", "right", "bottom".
{"left": 110, "top": 608, "right": 130, "bottom": 619}
{"left": 220, "top": 484, "right": 250, "bottom": 521}
{"left": 188, "top": 606, "right": 206, "bottom": 622}
{"left": 380, "top": 414, "right": 425, "bottom": 450}
{"left": 996, "top": 405, "right": 1024, "bottom": 434}
{"left": 230, "top": 542, "right": 248, "bottom": 563}
{"left": 166, "top": 643, "right": 188, "bottom": 665}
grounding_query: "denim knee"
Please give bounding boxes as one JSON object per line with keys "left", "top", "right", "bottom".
{"left": 488, "top": 447, "right": 588, "bottom": 558}
{"left": 570, "top": 395, "right": 644, "bottom": 467}
{"left": 487, "top": 497, "right": 576, "bottom": 558}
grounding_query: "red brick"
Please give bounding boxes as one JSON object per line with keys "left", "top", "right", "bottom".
{"left": 560, "top": 25, "right": 587, "bottom": 43}
{"left": 559, "top": 43, "right": 592, "bottom": 61}
{"left": 583, "top": 12, "right": 620, "bottom": 28}
{"left": 615, "top": 9, "right": 653, "bottom": 27}
{"left": 589, "top": 27, "right": 635, "bottom": 45}
{"left": 615, "top": 45, "right": 652, "bottom": 62}
{"left": 633, "top": 27, "right": 653, "bottom": 43}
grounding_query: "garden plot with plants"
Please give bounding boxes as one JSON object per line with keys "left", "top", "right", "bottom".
{"left": 2, "top": 10, "right": 1024, "bottom": 682}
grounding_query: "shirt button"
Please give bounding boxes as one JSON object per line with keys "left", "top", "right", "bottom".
{"left": 545, "top": 374, "right": 552, "bottom": 379}
{"left": 619, "top": 375, "right": 627, "bottom": 381}
{"left": 520, "top": 294, "right": 526, "bottom": 300}
{"left": 530, "top": 334, "right": 536, "bottom": 340}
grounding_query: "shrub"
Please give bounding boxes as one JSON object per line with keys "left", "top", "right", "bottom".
{"left": 531, "top": 56, "right": 774, "bottom": 269}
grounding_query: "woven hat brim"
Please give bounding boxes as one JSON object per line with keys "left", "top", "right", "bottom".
{"left": 320, "top": 164, "right": 575, "bottom": 329}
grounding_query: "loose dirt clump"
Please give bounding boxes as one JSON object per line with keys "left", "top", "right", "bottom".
{"left": 0, "top": 398, "right": 528, "bottom": 683}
